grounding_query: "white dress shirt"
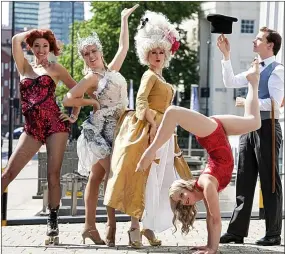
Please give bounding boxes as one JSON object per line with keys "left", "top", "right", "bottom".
{"left": 221, "top": 56, "right": 284, "bottom": 111}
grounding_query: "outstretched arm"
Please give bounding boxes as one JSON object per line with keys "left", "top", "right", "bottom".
{"left": 203, "top": 180, "right": 221, "bottom": 253}
{"left": 217, "top": 34, "right": 248, "bottom": 88}
{"left": 108, "top": 4, "right": 139, "bottom": 71}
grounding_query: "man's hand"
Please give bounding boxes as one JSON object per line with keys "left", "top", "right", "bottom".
{"left": 217, "top": 34, "right": 230, "bottom": 60}
{"left": 235, "top": 97, "right": 246, "bottom": 107}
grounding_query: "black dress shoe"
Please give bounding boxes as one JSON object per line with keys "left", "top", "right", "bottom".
{"left": 256, "top": 236, "right": 281, "bottom": 246}
{"left": 220, "top": 232, "right": 244, "bottom": 244}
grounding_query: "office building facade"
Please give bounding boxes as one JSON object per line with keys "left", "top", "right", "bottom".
{"left": 38, "top": 2, "right": 84, "bottom": 44}
{"left": 9, "top": 2, "right": 39, "bottom": 31}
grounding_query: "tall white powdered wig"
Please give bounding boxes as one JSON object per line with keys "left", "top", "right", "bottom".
{"left": 135, "top": 11, "right": 180, "bottom": 68}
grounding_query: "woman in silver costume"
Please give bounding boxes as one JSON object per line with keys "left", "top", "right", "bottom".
{"left": 63, "top": 4, "right": 139, "bottom": 247}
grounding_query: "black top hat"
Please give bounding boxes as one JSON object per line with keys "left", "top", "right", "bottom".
{"left": 207, "top": 14, "right": 238, "bottom": 34}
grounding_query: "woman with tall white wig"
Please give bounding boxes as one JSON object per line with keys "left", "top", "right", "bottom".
{"left": 104, "top": 10, "right": 192, "bottom": 248}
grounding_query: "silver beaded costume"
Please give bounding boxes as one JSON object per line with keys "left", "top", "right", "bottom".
{"left": 77, "top": 70, "right": 128, "bottom": 176}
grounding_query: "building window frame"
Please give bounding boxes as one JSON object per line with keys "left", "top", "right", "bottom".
{"left": 241, "top": 19, "right": 255, "bottom": 34}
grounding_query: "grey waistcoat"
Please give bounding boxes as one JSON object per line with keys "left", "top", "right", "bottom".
{"left": 258, "top": 61, "right": 281, "bottom": 120}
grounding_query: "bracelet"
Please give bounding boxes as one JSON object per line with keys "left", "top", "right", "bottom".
{"left": 70, "top": 114, "right": 78, "bottom": 121}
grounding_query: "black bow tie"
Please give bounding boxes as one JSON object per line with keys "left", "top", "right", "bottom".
{"left": 260, "top": 61, "right": 265, "bottom": 67}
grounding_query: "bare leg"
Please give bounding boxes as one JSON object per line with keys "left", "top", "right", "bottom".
{"left": 131, "top": 216, "right": 140, "bottom": 229}
{"left": 46, "top": 132, "right": 69, "bottom": 208}
{"left": 98, "top": 157, "right": 116, "bottom": 226}
{"left": 98, "top": 156, "right": 116, "bottom": 246}
{"left": 83, "top": 162, "right": 105, "bottom": 241}
{"left": 1, "top": 133, "right": 42, "bottom": 194}
{"left": 137, "top": 61, "right": 260, "bottom": 171}
{"left": 135, "top": 106, "right": 217, "bottom": 171}
{"left": 214, "top": 65, "right": 261, "bottom": 135}
{"left": 99, "top": 156, "right": 111, "bottom": 194}
{"left": 128, "top": 216, "right": 143, "bottom": 248}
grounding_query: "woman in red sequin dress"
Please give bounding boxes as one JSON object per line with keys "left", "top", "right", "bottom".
{"left": 136, "top": 59, "right": 261, "bottom": 254}
{"left": 1, "top": 29, "right": 81, "bottom": 243}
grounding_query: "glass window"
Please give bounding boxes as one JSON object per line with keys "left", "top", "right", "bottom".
{"left": 241, "top": 19, "right": 255, "bottom": 34}
{"left": 4, "top": 80, "right": 8, "bottom": 86}
{"left": 234, "top": 88, "right": 248, "bottom": 99}
{"left": 5, "top": 63, "right": 8, "bottom": 70}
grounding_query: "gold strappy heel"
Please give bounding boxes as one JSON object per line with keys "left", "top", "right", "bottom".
{"left": 127, "top": 228, "right": 143, "bottom": 249}
{"left": 141, "top": 229, "right": 162, "bottom": 246}
{"left": 81, "top": 228, "right": 105, "bottom": 245}
{"left": 105, "top": 225, "right": 116, "bottom": 247}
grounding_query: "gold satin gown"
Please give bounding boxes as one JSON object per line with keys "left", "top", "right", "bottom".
{"left": 104, "top": 69, "right": 192, "bottom": 223}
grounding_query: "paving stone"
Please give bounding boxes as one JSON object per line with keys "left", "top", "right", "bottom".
{"left": 1, "top": 220, "right": 284, "bottom": 253}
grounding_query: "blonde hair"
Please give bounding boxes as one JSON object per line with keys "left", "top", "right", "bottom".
{"left": 169, "top": 179, "right": 198, "bottom": 235}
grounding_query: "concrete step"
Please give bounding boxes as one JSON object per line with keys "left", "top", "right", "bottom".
{"left": 40, "top": 205, "right": 123, "bottom": 217}
{"left": 61, "top": 197, "right": 104, "bottom": 207}
{"left": 8, "top": 213, "right": 132, "bottom": 225}
{"left": 61, "top": 197, "right": 84, "bottom": 206}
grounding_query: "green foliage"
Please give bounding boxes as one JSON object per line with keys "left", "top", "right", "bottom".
{"left": 57, "top": 1, "right": 201, "bottom": 129}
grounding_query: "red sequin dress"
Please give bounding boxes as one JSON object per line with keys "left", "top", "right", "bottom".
{"left": 194, "top": 117, "right": 234, "bottom": 192}
{"left": 20, "top": 75, "right": 70, "bottom": 143}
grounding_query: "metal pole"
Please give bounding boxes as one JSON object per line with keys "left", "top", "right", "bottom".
{"left": 206, "top": 38, "right": 211, "bottom": 117}
{"left": 70, "top": 1, "right": 76, "bottom": 140}
{"left": 8, "top": 1, "right": 15, "bottom": 159}
{"left": 2, "top": 1, "right": 15, "bottom": 227}
{"left": 71, "top": 1, "right": 74, "bottom": 78}
{"left": 71, "top": 175, "right": 78, "bottom": 216}
{"left": 188, "top": 84, "right": 199, "bottom": 157}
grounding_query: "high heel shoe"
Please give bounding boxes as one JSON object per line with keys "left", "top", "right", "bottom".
{"left": 81, "top": 228, "right": 106, "bottom": 245}
{"left": 127, "top": 228, "right": 143, "bottom": 249}
{"left": 141, "top": 229, "right": 162, "bottom": 246}
{"left": 105, "top": 225, "right": 116, "bottom": 247}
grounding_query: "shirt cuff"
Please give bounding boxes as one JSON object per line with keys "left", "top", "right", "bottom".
{"left": 221, "top": 59, "right": 232, "bottom": 68}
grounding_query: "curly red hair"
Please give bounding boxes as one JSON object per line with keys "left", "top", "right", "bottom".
{"left": 25, "top": 29, "right": 60, "bottom": 56}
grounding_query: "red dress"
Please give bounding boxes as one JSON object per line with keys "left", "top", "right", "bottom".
{"left": 20, "top": 75, "right": 70, "bottom": 143}
{"left": 194, "top": 117, "right": 234, "bottom": 192}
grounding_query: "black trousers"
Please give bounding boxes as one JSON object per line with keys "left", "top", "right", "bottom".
{"left": 227, "top": 119, "right": 283, "bottom": 237}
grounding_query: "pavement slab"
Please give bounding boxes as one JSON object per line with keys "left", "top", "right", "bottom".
{"left": 1, "top": 219, "right": 284, "bottom": 253}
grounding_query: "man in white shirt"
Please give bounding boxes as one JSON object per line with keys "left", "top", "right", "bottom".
{"left": 217, "top": 27, "right": 284, "bottom": 246}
